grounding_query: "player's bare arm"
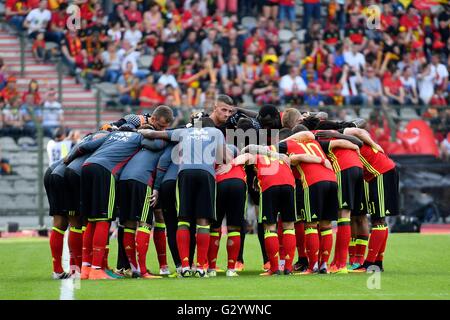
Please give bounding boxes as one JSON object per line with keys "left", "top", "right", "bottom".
{"left": 329, "top": 139, "right": 361, "bottom": 153}
{"left": 343, "top": 128, "right": 384, "bottom": 152}
{"left": 289, "top": 154, "right": 332, "bottom": 170}
{"left": 138, "top": 129, "right": 170, "bottom": 140}
{"left": 282, "top": 131, "right": 315, "bottom": 142}
{"left": 315, "top": 130, "right": 363, "bottom": 148}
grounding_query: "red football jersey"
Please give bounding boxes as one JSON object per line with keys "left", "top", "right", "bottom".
{"left": 254, "top": 152, "right": 295, "bottom": 192}
{"left": 313, "top": 130, "right": 363, "bottom": 172}
{"left": 282, "top": 139, "right": 336, "bottom": 187}
{"left": 216, "top": 164, "right": 246, "bottom": 183}
{"left": 359, "top": 144, "right": 396, "bottom": 181}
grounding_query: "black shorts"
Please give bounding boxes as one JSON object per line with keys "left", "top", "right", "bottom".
{"left": 212, "top": 179, "right": 247, "bottom": 228}
{"left": 176, "top": 169, "right": 216, "bottom": 221}
{"left": 160, "top": 179, "right": 176, "bottom": 212}
{"left": 118, "top": 180, "right": 153, "bottom": 224}
{"left": 259, "top": 185, "right": 296, "bottom": 225}
{"left": 44, "top": 167, "right": 55, "bottom": 216}
{"left": 366, "top": 168, "right": 399, "bottom": 220}
{"left": 64, "top": 168, "right": 81, "bottom": 216}
{"left": 336, "top": 166, "right": 364, "bottom": 214}
{"left": 297, "top": 181, "right": 339, "bottom": 223}
{"left": 80, "top": 163, "right": 116, "bottom": 221}
{"left": 48, "top": 174, "right": 68, "bottom": 216}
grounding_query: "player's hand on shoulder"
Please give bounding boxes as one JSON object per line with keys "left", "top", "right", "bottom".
{"left": 216, "top": 163, "right": 232, "bottom": 175}
{"left": 315, "top": 130, "right": 336, "bottom": 140}
{"left": 324, "top": 159, "right": 333, "bottom": 170}
{"left": 279, "top": 153, "right": 291, "bottom": 166}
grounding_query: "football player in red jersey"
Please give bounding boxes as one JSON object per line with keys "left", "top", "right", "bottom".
{"left": 226, "top": 144, "right": 297, "bottom": 276}
{"left": 277, "top": 127, "right": 360, "bottom": 274}
{"left": 326, "top": 128, "right": 399, "bottom": 272}
{"left": 207, "top": 145, "right": 247, "bottom": 277}
{"left": 314, "top": 130, "right": 364, "bottom": 274}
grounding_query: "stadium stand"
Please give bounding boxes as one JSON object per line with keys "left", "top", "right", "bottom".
{"left": 0, "top": 0, "right": 449, "bottom": 221}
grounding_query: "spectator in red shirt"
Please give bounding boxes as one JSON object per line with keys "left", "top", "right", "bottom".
{"left": 21, "top": 79, "right": 42, "bottom": 106}
{"left": 244, "top": 28, "right": 267, "bottom": 56}
{"left": 0, "top": 77, "right": 20, "bottom": 106}
{"left": 125, "top": 0, "right": 143, "bottom": 25}
{"left": 139, "top": 74, "right": 165, "bottom": 110}
{"left": 5, "top": 0, "right": 31, "bottom": 31}
{"left": 47, "top": 4, "right": 67, "bottom": 43}
{"left": 400, "top": 6, "right": 421, "bottom": 31}
{"left": 383, "top": 69, "right": 405, "bottom": 105}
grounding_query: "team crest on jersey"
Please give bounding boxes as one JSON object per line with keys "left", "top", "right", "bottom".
{"left": 189, "top": 128, "right": 211, "bottom": 141}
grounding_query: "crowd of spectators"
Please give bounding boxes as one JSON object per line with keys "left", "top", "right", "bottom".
{"left": 0, "top": 73, "right": 64, "bottom": 139}
{"left": 1, "top": 0, "right": 449, "bottom": 144}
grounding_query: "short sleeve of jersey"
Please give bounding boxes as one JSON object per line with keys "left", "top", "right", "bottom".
{"left": 277, "top": 141, "right": 288, "bottom": 154}
{"left": 167, "top": 128, "right": 185, "bottom": 142}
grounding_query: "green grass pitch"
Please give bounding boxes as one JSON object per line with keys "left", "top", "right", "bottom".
{"left": 0, "top": 234, "right": 449, "bottom": 300}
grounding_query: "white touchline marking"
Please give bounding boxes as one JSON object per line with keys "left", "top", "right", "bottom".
{"left": 62, "top": 232, "right": 70, "bottom": 271}
{"left": 60, "top": 232, "right": 75, "bottom": 300}
{"left": 60, "top": 278, "right": 75, "bottom": 300}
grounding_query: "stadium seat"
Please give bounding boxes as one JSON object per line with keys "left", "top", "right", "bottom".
{"left": 15, "top": 195, "right": 36, "bottom": 210}
{"left": 96, "top": 82, "right": 119, "bottom": 97}
{"left": 343, "top": 108, "right": 358, "bottom": 120}
{"left": 17, "top": 136, "right": 36, "bottom": 146}
{"left": 279, "top": 29, "right": 294, "bottom": 43}
{"left": 14, "top": 180, "right": 38, "bottom": 194}
{"left": 0, "top": 195, "right": 16, "bottom": 210}
{"left": 45, "top": 41, "right": 59, "bottom": 51}
{"left": 15, "top": 166, "right": 38, "bottom": 179}
{"left": 241, "top": 16, "right": 257, "bottom": 30}
{"left": 400, "top": 108, "right": 420, "bottom": 120}
{"left": 138, "top": 55, "right": 153, "bottom": 69}
{"left": 386, "top": 108, "right": 399, "bottom": 119}
{"left": 0, "top": 137, "right": 20, "bottom": 151}
{"left": 0, "top": 180, "right": 13, "bottom": 194}
{"left": 359, "top": 108, "right": 373, "bottom": 119}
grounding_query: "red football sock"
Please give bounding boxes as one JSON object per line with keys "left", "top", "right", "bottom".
{"left": 207, "top": 230, "right": 221, "bottom": 269}
{"left": 82, "top": 222, "right": 95, "bottom": 266}
{"left": 295, "top": 222, "right": 306, "bottom": 258}
{"left": 264, "top": 231, "right": 279, "bottom": 273}
{"left": 355, "top": 234, "right": 369, "bottom": 265}
{"left": 176, "top": 223, "right": 191, "bottom": 268}
{"left": 50, "top": 227, "right": 65, "bottom": 273}
{"left": 226, "top": 231, "right": 241, "bottom": 270}
{"left": 123, "top": 228, "right": 138, "bottom": 271}
{"left": 282, "top": 229, "right": 296, "bottom": 272}
{"left": 68, "top": 227, "right": 83, "bottom": 270}
{"left": 335, "top": 218, "right": 351, "bottom": 268}
{"left": 277, "top": 220, "right": 285, "bottom": 261}
{"left": 349, "top": 238, "right": 356, "bottom": 265}
{"left": 376, "top": 227, "right": 389, "bottom": 262}
{"left": 196, "top": 225, "right": 210, "bottom": 269}
{"left": 319, "top": 228, "right": 333, "bottom": 266}
{"left": 136, "top": 226, "right": 151, "bottom": 274}
{"left": 305, "top": 227, "right": 319, "bottom": 271}
{"left": 365, "top": 225, "right": 386, "bottom": 263}
{"left": 91, "top": 221, "right": 110, "bottom": 269}
{"left": 153, "top": 223, "right": 167, "bottom": 268}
